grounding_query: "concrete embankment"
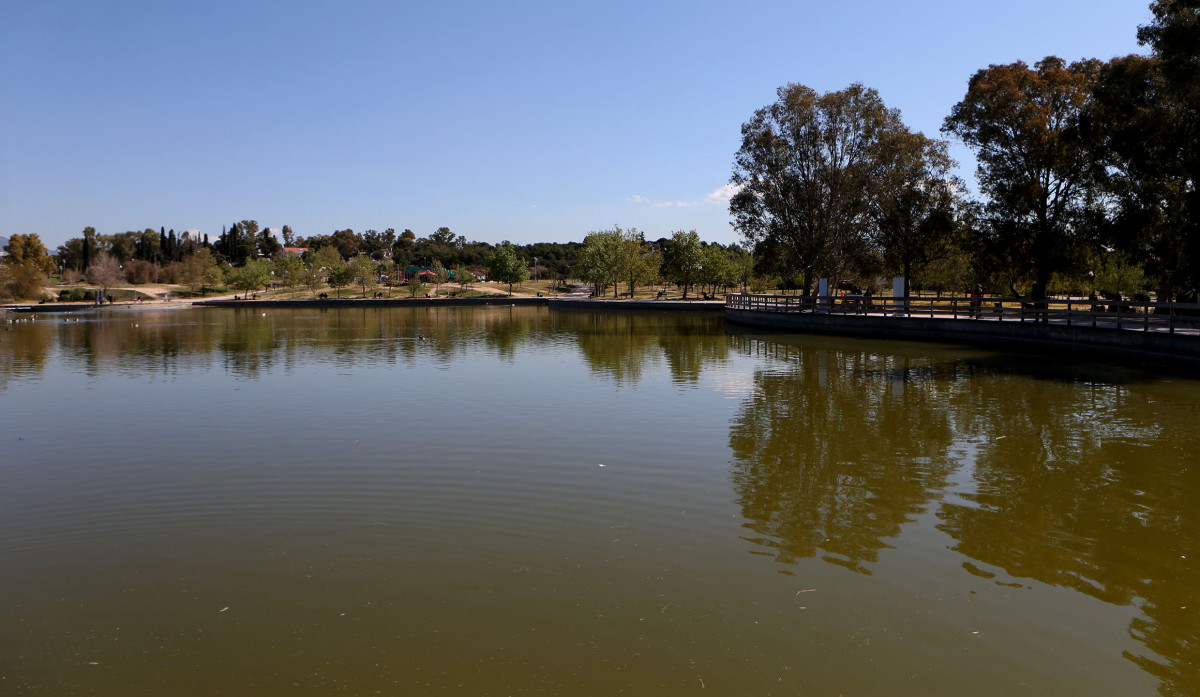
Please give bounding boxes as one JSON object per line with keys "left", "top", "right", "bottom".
{"left": 550, "top": 298, "right": 724, "bottom": 311}
{"left": 194, "top": 297, "right": 726, "bottom": 312}
{"left": 725, "top": 308, "right": 1200, "bottom": 371}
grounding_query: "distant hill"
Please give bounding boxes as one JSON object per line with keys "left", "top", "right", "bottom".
{"left": 0, "top": 236, "right": 8, "bottom": 256}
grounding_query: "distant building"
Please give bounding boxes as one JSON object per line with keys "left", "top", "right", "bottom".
{"left": 282, "top": 247, "right": 309, "bottom": 257}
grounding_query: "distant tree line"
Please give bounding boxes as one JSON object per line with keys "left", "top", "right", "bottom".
{"left": 2, "top": 217, "right": 758, "bottom": 301}
{"left": 730, "top": 0, "right": 1200, "bottom": 303}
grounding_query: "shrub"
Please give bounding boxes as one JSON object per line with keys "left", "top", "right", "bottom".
{"left": 124, "top": 260, "right": 160, "bottom": 284}
{"left": 2, "top": 262, "right": 48, "bottom": 300}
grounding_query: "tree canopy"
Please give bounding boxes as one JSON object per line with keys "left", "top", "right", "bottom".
{"left": 943, "top": 57, "right": 1105, "bottom": 300}
{"left": 486, "top": 242, "right": 528, "bottom": 295}
{"left": 730, "top": 83, "right": 904, "bottom": 295}
{"left": 869, "top": 129, "right": 964, "bottom": 298}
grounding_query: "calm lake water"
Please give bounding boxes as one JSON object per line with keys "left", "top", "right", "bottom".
{"left": 1, "top": 305, "right": 1198, "bottom": 696}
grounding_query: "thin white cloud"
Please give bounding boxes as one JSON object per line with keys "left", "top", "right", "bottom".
{"left": 705, "top": 183, "right": 742, "bottom": 204}
{"left": 632, "top": 195, "right": 697, "bottom": 208}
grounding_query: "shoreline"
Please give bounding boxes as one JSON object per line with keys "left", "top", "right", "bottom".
{"left": 726, "top": 306, "right": 1200, "bottom": 373}
{"left": 11, "top": 293, "right": 1199, "bottom": 372}
{"left": 194, "top": 296, "right": 726, "bottom": 311}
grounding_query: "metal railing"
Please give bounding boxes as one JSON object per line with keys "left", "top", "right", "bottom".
{"left": 725, "top": 294, "right": 1200, "bottom": 335}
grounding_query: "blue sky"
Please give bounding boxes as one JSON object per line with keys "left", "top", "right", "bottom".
{"left": 2, "top": 0, "right": 1151, "bottom": 250}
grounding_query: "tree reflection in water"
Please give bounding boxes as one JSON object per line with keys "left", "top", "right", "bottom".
{"left": 933, "top": 366, "right": 1200, "bottom": 697}
{"left": 564, "top": 310, "right": 727, "bottom": 387}
{"left": 728, "top": 335, "right": 959, "bottom": 573}
{"left": 729, "top": 334, "right": 1200, "bottom": 696}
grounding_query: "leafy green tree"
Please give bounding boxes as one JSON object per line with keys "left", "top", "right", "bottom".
{"left": 234, "top": 220, "right": 260, "bottom": 264}
{"left": 327, "top": 265, "right": 354, "bottom": 297}
{"left": 204, "top": 259, "right": 226, "bottom": 291}
{"left": 869, "top": 128, "right": 963, "bottom": 298}
{"left": 301, "top": 263, "right": 322, "bottom": 296}
{"left": 257, "top": 228, "right": 282, "bottom": 258}
{"left": 699, "top": 244, "right": 740, "bottom": 296}
{"left": 392, "top": 229, "right": 417, "bottom": 266}
{"left": 377, "top": 259, "right": 396, "bottom": 290}
{"left": 140, "top": 228, "right": 163, "bottom": 263}
{"left": 81, "top": 226, "right": 97, "bottom": 270}
{"left": 456, "top": 266, "right": 475, "bottom": 292}
{"left": 361, "top": 229, "right": 397, "bottom": 261}
{"left": 305, "top": 245, "right": 343, "bottom": 276}
{"left": 164, "top": 228, "right": 180, "bottom": 263}
{"left": 430, "top": 227, "right": 456, "bottom": 246}
{"left": 1092, "top": 251, "right": 1146, "bottom": 299}
{"left": 281, "top": 224, "right": 295, "bottom": 247}
{"left": 56, "top": 237, "right": 86, "bottom": 272}
{"left": 275, "top": 254, "right": 305, "bottom": 297}
{"left": 943, "top": 57, "right": 1105, "bottom": 301}
{"left": 731, "top": 83, "right": 903, "bottom": 295}
{"left": 615, "top": 227, "right": 658, "bottom": 297}
{"left": 660, "top": 229, "right": 704, "bottom": 299}
{"left": 226, "top": 258, "right": 273, "bottom": 296}
{"left": 1090, "top": 54, "right": 1189, "bottom": 300}
{"left": 181, "top": 248, "right": 220, "bottom": 295}
{"left": 0, "top": 260, "right": 47, "bottom": 301}
{"left": 487, "top": 242, "right": 529, "bottom": 295}
{"left": 733, "top": 245, "right": 755, "bottom": 292}
{"left": 432, "top": 259, "right": 451, "bottom": 295}
{"left": 407, "top": 276, "right": 426, "bottom": 298}
{"left": 578, "top": 228, "right": 622, "bottom": 297}
{"left": 347, "top": 254, "right": 376, "bottom": 297}
{"left": 104, "top": 232, "right": 136, "bottom": 263}
{"left": 914, "top": 247, "right": 975, "bottom": 297}
{"left": 330, "top": 229, "right": 360, "bottom": 260}
{"left": 4, "top": 233, "right": 55, "bottom": 274}
{"left": 1085, "top": 1, "right": 1200, "bottom": 301}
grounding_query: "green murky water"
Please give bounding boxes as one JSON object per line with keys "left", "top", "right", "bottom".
{"left": 1, "top": 305, "right": 1197, "bottom": 695}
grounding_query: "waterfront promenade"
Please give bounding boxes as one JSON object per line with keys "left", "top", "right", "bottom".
{"left": 725, "top": 293, "right": 1200, "bottom": 370}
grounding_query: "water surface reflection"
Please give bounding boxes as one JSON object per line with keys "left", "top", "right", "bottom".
{"left": 1, "top": 307, "right": 1197, "bottom": 695}
{"left": 727, "top": 332, "right": 1200, "bottom": 696}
